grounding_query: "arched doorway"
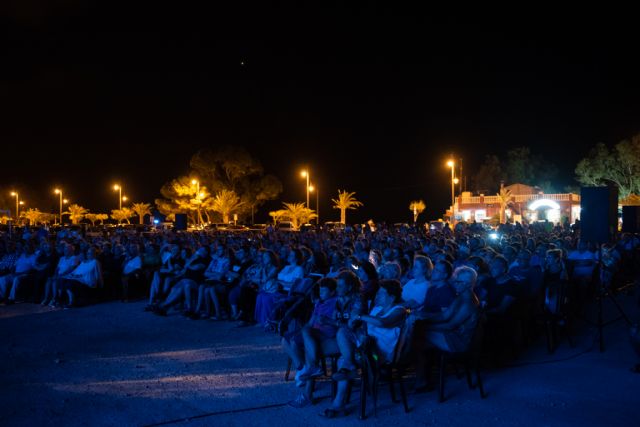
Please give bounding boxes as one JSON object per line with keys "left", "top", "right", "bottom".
{"left": 528, "top": 199, "right": 561, "bottom": 223}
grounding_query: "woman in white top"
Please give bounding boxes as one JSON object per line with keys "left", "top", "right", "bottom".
{"left": 42, "top": 243, "right": 80, "bottom": 306}
{"left": 325, "top": 280, "right": 406, "bottom": 417}
{"left": 401, "top": 255, "right": 432, "bottom": 310}
{"left": 277, "top": 249, "right": 305, "bottom": 292}
{"left": 60, "top": 247, "right": 103, "bottom": 308}
{"left": 359, "top": 280, "right": 407, "bottom": 362}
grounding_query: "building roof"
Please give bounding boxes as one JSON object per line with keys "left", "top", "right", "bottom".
{"left": 504, "top": 183, "right": 539, "bottom": 195}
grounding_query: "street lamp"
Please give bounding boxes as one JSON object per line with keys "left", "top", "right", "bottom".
{"left": 54, "top": 189, "right": 63, "bottom": 225}
{"left": 113, "top": 184, "right": 123, "bottom": 210}
{"left": 309, "top": 184, "right": 319, "bottom": 224}
{"left": 301, "top": 170, "right": 310, "bottom": 208}
{"left": 10, "top": 192, "right": 19, "bottom": 223}
{"left": 446, "top": 160, "right": 455, "bottom": 208}
{"left": 18, "top": 200, "right": 25, "bottom": 224}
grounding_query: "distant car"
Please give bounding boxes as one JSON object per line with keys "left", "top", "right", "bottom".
{"left": 247, "top": 223, "right": 267, "bottom": 232}
{"left": 276, "top": 221, "right": 297, "bottom": 231}
{"left": 299, "top": 223, "right": 316, "bottom": 232}
{"left": 206, "top": 223, "right": 231, "bottom": 231}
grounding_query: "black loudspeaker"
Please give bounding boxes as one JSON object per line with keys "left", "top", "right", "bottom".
{"left": 174, "top": 213, "right": 187, "bottom": 231}
{"left": 580, "top": 186, "right": 618, "bottom": 243}
{"left": 622, "top": 206, "right": 640, "bottom": 233}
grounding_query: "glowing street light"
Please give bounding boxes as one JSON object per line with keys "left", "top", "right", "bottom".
{"left": 10, "top": 191, "right": 19, "bottom": 222}
{"left": 113, "top": 184, "right": 123, "bottom": 210}
{"left": 18, "top": 200, "right": 25, "bottom": 223}
{"left": 446, "top": 159, "right": 455, "bottom": 209}
{"left": 301, "top": 170, "right": 310, "bottom": 208}
{"left": 54, "top": 189, "right": 64, "bottom": 225}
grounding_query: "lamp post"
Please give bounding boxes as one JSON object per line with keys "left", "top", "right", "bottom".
{"left": 10, "top": 192, "right": 19, "bottom": 223}
{"left": 113, "top": 184, "right": 123, "bottom": 210}
{"left": 301, "top": 170, "right": 310, "bottom": 208}
{"left": 54, "top": 189, "right": 63, "bottom": 225}
{"left": 63, "top": 198, "right": 68, "bottom": 224}
{"left": 309, "top": 184, "right": 319, "bottom": 224}
{"left": 446, "top": 160, "right": 455, "bottom": 208}
{"left": 17, "top": 200, "right": 25, "bottom": 224}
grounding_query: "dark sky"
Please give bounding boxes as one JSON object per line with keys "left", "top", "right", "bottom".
{"left": 1, "top": 3, "right": 639, "bottom": 223}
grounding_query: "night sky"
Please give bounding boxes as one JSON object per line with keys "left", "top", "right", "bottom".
{"left": 2, "top": 3, "right": 639, "bottom": 223}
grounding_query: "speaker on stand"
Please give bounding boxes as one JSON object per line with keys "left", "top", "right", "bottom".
{"left": 580, "top": 186, "right": 632, "bottom": 351}
{"left": 174, "top": 213, "right": 187, "bottom": 231}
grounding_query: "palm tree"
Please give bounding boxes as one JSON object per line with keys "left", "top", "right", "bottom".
{"left": 85, "top": 214, "right": 99, "bottom": 226}
{"left": 64, "top": 204, "right": 89, "bottom": 225}
{"left": 269, "top": 210, "right": 286, "bottom": 225}
{"left": 280, "top": 202, "right": 317, "bottom": 229}
{"left": 206, "top": 189, "right": 244, "bottom": 224}
{"left": 22, "top": 208, "right": 44, "bottom": 226}
{"left": 96, "top": 213, "right": 109, "bottom": 225}
{"left": 331, "top": 190, "right": 363, "bottom": 225}
{"left": 85, "top": 213, "right": 108, "bottom": 226}
{"left": 111, "top": 207, "right": 134, "bottom": 224}
{"left": 497, "top": 186, "right": 513, "bottom": 224}
{"left": 409, "top": 200, "right": 426, "bottom": 223}
{"left": 131, "top": 202, "right": 152, "bottom": 225}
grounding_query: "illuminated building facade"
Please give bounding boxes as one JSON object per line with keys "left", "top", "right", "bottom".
{"left": 453, "top": 183, "right": 581, "bottom": 225}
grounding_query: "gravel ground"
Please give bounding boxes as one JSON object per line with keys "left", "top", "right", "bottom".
{"left": 1, "top": 292, "right": 639, "bottom": 427}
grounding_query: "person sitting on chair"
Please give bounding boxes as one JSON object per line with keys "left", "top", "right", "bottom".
{"left": 286, "top": 278, "right": 339, "bottom": 408}
{"left": 423, "top": 266, "right": 480, "bottom": 352}
{"left": 320, "top": 280, "right": 406, "bottom": 418}
{"left": 401, "top": 255, "right": 432, "bottom": 310}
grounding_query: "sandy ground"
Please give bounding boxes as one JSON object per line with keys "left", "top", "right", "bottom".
{"left": 1, "top": 292, "right": 639, "bottom": 427}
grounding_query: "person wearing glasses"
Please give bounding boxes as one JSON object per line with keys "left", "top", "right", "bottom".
{"left": 415, "top": 266, "right": 481, "bottom": 391}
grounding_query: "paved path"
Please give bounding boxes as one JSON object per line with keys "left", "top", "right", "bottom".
{"left": 1, "top": 294, "right": 639, "bottom": 427}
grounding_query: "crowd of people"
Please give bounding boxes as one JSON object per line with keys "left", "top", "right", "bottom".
{"left": 0, "top": 220, "right": 638, "bottom": 418}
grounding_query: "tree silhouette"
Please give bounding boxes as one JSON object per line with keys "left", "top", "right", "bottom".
{"left": 22, "top": 208, "right": 44, "bottom": 225}
{"left": 155, "top": 176, "right": 204, "bottom": 225}
{"left": 111, "top": 208, "right": 134, "bottom": 224}
{"left": 331, "top": 190, "right": 363, "bottom": 224}
{"left": 269, "top": 210, "right": 285, "bottom": 225}
{"left": 64, "top": 204, "right": 89, "bottom": 225}
{"left": 188, "top": 147, "right": 282, "bottom": 221}
{"left": 131, "top": 203, "right": 152, "bottom": 225}
{"left": 85, "top": 213, "right": 109, "bottom": 226}
{"left": 270, "top": 203, "right": 316, "bottom": 229}
{"left": 497, "top": 187, "right": 513, "bottom": 224}
{"left": 474, "top": 155, "right": 503, "bottom": 194}
{"left": 409, "top": 200, "right": 426, "bottom": 223}
{"left": 575, "top": 135, "right": 640, "bottom": 200}
{"left": 205, "top": 189, "right": 244, "bottom": 224}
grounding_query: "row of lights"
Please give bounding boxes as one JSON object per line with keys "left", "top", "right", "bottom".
{"left": 8, "top": 184, "right": 128, "bottom": 224}
{"left": 11, "top": 163, "right": 458, "bottom": 224}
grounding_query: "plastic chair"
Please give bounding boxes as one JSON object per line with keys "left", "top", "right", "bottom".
{"left": 357, "top": 314, "right": 411, "bottom": 419}
{"left": 435, "top": 315, "right": 487, "bottom": 403}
